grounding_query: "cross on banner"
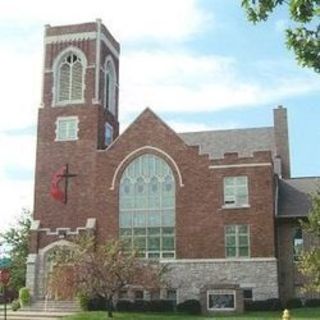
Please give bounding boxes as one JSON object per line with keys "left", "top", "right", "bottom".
{"left": 50, "top": 164, "right": 77, "bottom": 204}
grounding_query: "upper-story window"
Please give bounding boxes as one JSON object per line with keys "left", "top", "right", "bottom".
{"left": 104, "top": 57, "right": 116, "bottom": 115}
{"left": 119, "top": 154, "right": 175, "bottom": 259}
{"left": 223, "top": 176, "right": 249, "bottom": 208}
{"left": 55, "top": 51, "right": 85, "bottom": 105}
{"left": 55, "top": 116, "right": 79, "bottom": 141}
{"left": 293, "top": 227, "right": 303, "bottom": 262}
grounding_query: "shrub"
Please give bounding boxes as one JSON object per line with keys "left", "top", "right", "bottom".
{"left": 305, "top": 299, "right": 320, "bottom": 307}
{"left": 77, "top": 293, "right": 89, "bottom": 311}
{"left": 244, "top": 298, "right": 282, "bottom": 311}
{"left": 11, "top": 299, "right": 20, "bottom": 311}
{"left": 285, "top": 298, "right": 303, "bottom": 309}
{"left": 149, "top": 300, "right": 175, "bottom": 312}
{"left": 18, "top": 287, "right": 30, "bottom": 307}
{"left": 177, "top": 299, "right": 201, "bottom": 314}
{"left": 116, "top": 300, "right": 134, "bottom": 312}
{"left": 87, "top": 295, "right": 107, "bottom": 311}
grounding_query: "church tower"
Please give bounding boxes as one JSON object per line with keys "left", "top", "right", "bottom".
{"left": 28, "top": 20, "right": 120, "bottom": 298}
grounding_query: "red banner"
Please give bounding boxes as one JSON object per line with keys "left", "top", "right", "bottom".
{"left": 50, "top": 165, "right": 66, "bottom": 203}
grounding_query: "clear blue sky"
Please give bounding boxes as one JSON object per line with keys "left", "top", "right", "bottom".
{"left": 0, "top": 0, "right": 319, "bottom": 230}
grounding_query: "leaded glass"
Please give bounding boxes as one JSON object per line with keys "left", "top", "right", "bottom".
{"left": 119, "top": 154, "right": 176, "bottom": 259}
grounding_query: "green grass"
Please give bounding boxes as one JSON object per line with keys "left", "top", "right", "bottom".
{"left": 63, "top": 308, "right": 320, "bottom": 320}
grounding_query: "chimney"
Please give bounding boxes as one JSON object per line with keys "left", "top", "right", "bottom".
{"left": 273, "top": 106, "right": 291, "bottom": 178}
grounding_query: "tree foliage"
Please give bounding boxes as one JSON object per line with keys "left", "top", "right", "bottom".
{"left": 0, "top": 209, "right": 31, "bottom": 291}
{"left": 48, "top": 235, "right": 165, "bottom": 318}
{"left": 241, "top": 0, "right": 320, "bottom": 73}
{"left": 299, "top": 189, "right": 320, "bottom": 293}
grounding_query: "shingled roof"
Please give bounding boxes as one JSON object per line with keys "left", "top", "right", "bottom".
{"left": 179, "top": 127, "right": 276, "bottom": 159}
{"left": 278, "top": 177, "right": 320, "bottom": 218}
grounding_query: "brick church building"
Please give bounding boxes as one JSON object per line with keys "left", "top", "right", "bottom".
{"left": 26, "top": 20, "right": 320, "bottom": 313}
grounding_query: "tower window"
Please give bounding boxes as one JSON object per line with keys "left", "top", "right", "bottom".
{"left": 104, "top": 57, "right": 116, "bottom": 115}
{"left": 55, "top": 116, "right": 79, "bottom": 141}
{"left": 56, "top": 52, "right": 85, "bottom": 104}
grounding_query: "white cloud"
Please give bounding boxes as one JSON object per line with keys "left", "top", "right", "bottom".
{"left": 119, "top": 50, "right": 320, "bottom": 117}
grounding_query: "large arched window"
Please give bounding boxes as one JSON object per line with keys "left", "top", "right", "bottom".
{"left": 104, "top": 57, "right": 116, "bottom": 115}
{"left": 56, "top": 52, "right": 84, "bottom": 104}
{"left": 119, "top": 154, "right": 175, "bottom": 259}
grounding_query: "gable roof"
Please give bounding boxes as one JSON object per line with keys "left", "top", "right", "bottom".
{"left": 179, "top": 127, "right": 275, "bottom": 159}
{"left": 277, "top": 177, "right": 320, "bottom": 218}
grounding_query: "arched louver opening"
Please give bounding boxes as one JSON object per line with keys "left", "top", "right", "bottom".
{"left": 105, "top": 58, "right": 116, "bottom": 114}
{"left": 119, "top": 154, "right": 176, "bottom": 259}
{"left": 57, "top": 53, "right": 84, "bottom": 103}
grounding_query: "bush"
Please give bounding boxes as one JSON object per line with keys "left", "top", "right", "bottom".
{"left": 11, "top": 299, "right": 20, "bottom": 311}
{"left": 177, "top": 299, "right": 201, "bottom": 314}
{"left": 77, "top": 293, "right": 89, "bottom": 311}
{"left": 18, "top": 287, "right": 30, "bottom": 307}
{"left": 87, "top": 295, "right": 107, "bottom": 311}
{"left": 285, "top": 298, "right": 303, "bottom": 309}
{"left": 116, "top": 300, "right": 134, "bottom": 312}
{"left": 149, "top": 300, "right": 175, "bottom": 312}
{"left": 132, "top": 300, "right": 151, "bottom": 312}
{"left": 305, "top": 299, "right": 320, "bottom": 307}
{"left": 244, "top": 298, "right": 282, "bottom": 311}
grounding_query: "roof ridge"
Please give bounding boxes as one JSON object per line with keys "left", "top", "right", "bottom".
{"left": 179, "top": 126, "right": 274, "bottom": 135}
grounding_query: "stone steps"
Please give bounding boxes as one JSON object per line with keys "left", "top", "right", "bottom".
{"left": 4, "top": 311, "right": 73, "bottom": 319}
{"left": 21, "top": 300, "right": 80, "bottom": 313}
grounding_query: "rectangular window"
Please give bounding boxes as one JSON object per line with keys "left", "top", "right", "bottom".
{"left": 243, "top": 289, "right": 253, "bottom": 301}
{"left": 105, "top": 123, "right": 114, "bottom": 145}
{"left": 225, "top": 225, "right": 250, "bottom": 258}
{"left": 134, "top": 290, "right": 144, "bottom": 301}
{"left": 223, "top": 176, "right": 249, "bottom": 208}
{"left": 55, "top": 117, "right": 78, "bottom": 141}
{"left": 207, "top": 290, "right": 236, "bottom": 311}
{"left": 166, "top": 289, "right": 177, "bottom": 305}
{"left": 293, "top": 227, "right": 303, "bottom": 262}
{"left": 150, "top": 289, "right": 160, "bottom": 301}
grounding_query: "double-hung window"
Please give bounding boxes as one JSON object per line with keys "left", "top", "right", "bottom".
{"left": 225, "top": 225, "right": 250, "bottom": 258}
{"left": 223, "top": 176, "right": 249, "bottom": 208}
{"left": 55, "top": 117, "right": 79, "bottom": 141}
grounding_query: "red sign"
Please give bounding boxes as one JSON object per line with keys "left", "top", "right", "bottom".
{"left": 0, "top": 269, "right": 10, "bottom": 285}
{"left": 50, "top": 165, "right": 66, "bottom": 203}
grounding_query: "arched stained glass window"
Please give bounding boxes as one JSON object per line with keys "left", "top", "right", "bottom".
{"left": 57, "top": 53, "right": 84, "bottom": 103}
{"left": 105, "top": 58, "right": 116, "bottom": 115}
{"left": 119, "top": 154, "right": 175, "bottom": 259}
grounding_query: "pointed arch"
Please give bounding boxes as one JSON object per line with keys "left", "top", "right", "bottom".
{"left": 53, "top": 46, "right": 87, "bottom": 106}
{"left": 104, "top": 55, "right": 116, "bottom": 115}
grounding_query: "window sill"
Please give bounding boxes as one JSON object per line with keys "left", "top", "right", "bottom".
{"left": 222, "top": 204, "right": 250, "bottom": 210}
{"left": 54, "top": 100, "right": 85, "bottom": 107}
{"left": 55, "top": 138, "right": 78, "bottom": 142}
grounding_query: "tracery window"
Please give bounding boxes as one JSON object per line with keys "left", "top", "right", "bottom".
{"left": 104, "top": 58, "right": 116, "bottom": 115}
{"left": 119, "top": 154, "right": 175, "bottom": 259}
{"left": 56, "top": 53, "right": 84, "bottom": 104}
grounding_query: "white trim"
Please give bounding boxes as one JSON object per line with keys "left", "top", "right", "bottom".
{"left": 52, "top": 46, "right": 88, "bottom": 106}
{"left": 95, "top": 19, "right": 101, "bottom": 102}
{"left": 45, "top": 31, "right": 120, "bottom": 58}
{"left": 110, "top": 146, "right": 184, "bottom": 190}
{"left": 160, "top": 257, "right": 277, "bottom": 264}
{"left": 55, "top": 116, "right": 79, "bottom": 141}
{"left": 209, "top": 163, "right": 272, "bottom": 169}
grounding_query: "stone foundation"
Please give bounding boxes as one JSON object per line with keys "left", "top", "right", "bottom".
{"left": 161, "top": 258, "right": 279, "bottom": 304}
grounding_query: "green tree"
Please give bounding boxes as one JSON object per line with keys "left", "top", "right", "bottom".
{"left": 49, "top": 235, "right": 165, "bottom": 318}
{"left": 241, "top": 0, "right": 320, "bottom": 73}
{"left": 0, "top": 209, "right": 31, "bottom": 291}
{"left": 299, "top": 189, "right": 320, "bottom": 293}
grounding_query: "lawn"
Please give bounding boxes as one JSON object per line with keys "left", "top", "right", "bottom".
{"left": 63, "top": 308, "right": 320, "bottom": 320}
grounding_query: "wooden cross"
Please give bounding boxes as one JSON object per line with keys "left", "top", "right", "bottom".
{"left": 60, "top": 163, "right": 77, "bottom": 204}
